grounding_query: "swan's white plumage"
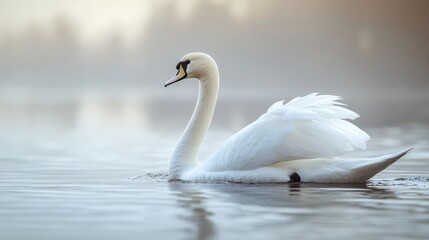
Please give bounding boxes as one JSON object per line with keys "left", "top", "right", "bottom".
{"left": 165, "top": 52, "right": 411, "bottom": 183}
{"left": 199, "top": 93, "right": 370, "bottom": 172}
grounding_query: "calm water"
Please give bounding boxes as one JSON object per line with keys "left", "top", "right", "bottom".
{"left": 0, "top": 105, "right": 428, "bottom": 240}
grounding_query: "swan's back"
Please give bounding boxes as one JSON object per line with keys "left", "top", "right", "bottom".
{"left": 199, "top": 93, "right": 370, "bottom": 172}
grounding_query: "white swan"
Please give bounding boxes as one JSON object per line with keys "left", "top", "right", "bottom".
{"left": 164, "top": 52, "right": 412, "bottom": 183}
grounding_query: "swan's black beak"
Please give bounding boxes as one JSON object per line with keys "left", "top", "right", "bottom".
{"left": 164, "top": 60, "right": 190, "bottom": 87}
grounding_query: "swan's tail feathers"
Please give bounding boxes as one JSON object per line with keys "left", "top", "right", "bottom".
{"left": 350, "top": 147, "right": 413, "bottom": 182}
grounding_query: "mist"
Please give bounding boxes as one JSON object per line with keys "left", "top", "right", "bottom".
{"left": 0, "top": 0, "right": 428, "bottom": 128}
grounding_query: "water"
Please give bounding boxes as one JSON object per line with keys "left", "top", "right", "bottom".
{"left": 0, "top": 102, "right": 428, "bottom": 239}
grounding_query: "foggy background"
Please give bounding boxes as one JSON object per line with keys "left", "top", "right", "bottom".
{"left": 0, "top": 0, "right": 428, "bottom": 132}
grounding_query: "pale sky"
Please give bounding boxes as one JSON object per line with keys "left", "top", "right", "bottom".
{"left": 0, "top": 0, "right": 249, "bottom": 47}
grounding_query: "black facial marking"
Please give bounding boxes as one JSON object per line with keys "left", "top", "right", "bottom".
{"left": 176, "top": 60, "right": 190, "bottom": 70}
{"left": 175, "top": 60, "right": 191, "bottom": 80}
{"left": 289, "top": 172, "right": 301, "bottom": 182}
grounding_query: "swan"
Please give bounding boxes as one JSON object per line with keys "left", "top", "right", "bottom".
{"left": 164, "top": 52, "right": 412, "bottom": 183}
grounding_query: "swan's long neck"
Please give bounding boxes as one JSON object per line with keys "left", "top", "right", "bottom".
{"left": 169, "top": 67, "right": 219, "bottom": 178}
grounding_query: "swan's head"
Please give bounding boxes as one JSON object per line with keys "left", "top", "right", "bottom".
{"left": 164, "top": 52, "right": 217, "bottom": 87}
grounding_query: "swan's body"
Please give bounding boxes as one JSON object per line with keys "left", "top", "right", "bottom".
{"left": 165, "top": 52, "right": 411, "bottom": 183}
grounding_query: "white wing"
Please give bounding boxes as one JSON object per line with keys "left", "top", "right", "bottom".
{"left": 199, "top": 93, "right": 370, "bottom": 172}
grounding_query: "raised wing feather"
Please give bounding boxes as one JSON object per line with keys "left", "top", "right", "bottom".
{"left": 199, "top": 93, "right": 370, "bottom": 172}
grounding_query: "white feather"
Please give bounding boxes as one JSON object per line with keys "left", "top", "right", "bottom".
{"left": 199, "top": 93, "right": 369, "bottom": 172}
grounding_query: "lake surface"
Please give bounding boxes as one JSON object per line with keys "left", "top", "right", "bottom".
{"left": 0, "top": 99, "right": 428, "bottom": 240}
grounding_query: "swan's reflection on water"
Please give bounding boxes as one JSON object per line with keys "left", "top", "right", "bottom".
{"left": 169, "top": 183, "right": 216, "bottom": 240}
{"left": 168, "top": 182, "right": 398, "bottom": 239}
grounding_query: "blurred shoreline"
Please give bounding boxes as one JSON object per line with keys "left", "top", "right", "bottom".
{"left": 0, "top": 85, "right": 428, "bottom": 131}
{"left": 0, "top": 0, "right": 428, "bottom": 131}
